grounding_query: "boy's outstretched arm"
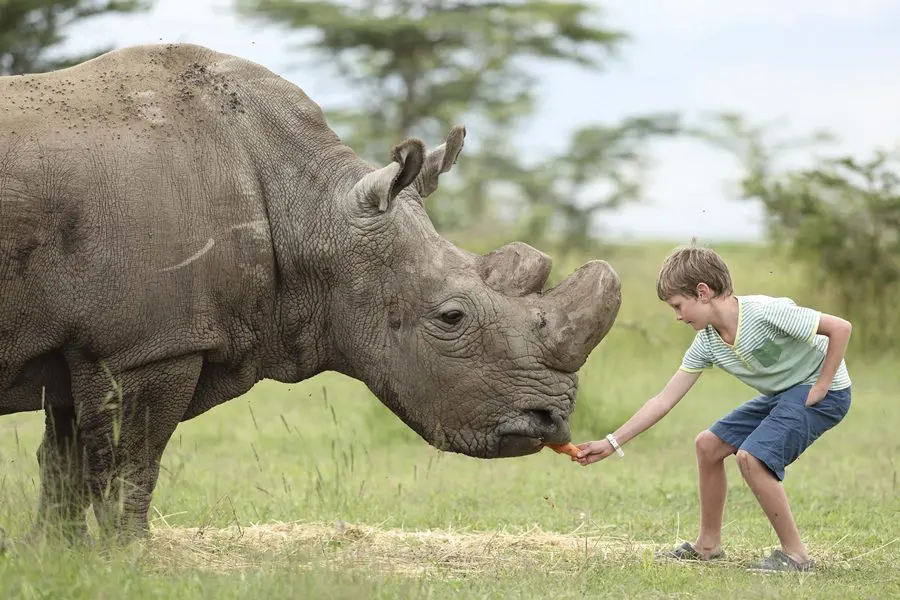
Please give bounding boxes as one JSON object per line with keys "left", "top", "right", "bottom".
{"left": 574, "top": 369, "right": 701, "bottom": 465}
{"left": 807, "top": 313, "right": 852, "bottom": 406}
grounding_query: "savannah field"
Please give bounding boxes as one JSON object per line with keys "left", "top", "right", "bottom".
{"left": 0, "top": 239, "right": 897, "bottom": 599}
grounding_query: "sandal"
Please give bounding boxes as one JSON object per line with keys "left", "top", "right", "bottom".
{"left": 656, "top": 541, "right": 725, "bottom": 561}
{"left": 746, "top": 549, "right": 815, "bottom": 573}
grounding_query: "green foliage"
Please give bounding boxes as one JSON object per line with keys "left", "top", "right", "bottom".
{"left": 435, "top": 113, "right": 681, "bottom": 260}
{"left": 0, "top": 0, "right": 153, "bottom": 75}
{"left": 505, "top": 113, "right": 682, "bottom": 258}
{"left": 694, "top": 113, "right": 900, "bottom": 351}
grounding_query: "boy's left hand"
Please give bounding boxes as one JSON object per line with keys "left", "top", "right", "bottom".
{"left": 805, "top": 384, "right": 828, "bottom": 407}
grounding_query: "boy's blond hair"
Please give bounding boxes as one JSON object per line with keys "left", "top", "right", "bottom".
{"left": 656, "top": 239, "right": 734, "bottom": 301}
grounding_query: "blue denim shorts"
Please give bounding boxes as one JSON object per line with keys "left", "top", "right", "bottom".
{"left": 709, "top": 384, "right": 851, "bottom": 481}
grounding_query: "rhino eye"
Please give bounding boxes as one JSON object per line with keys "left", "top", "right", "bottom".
{"left": 440, "top": 309, "right": 464, "bottom": 325}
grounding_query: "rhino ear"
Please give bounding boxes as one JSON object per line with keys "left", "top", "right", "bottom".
{"left": 414, "top": 125, "right": 466, "bottom": 199}
{"left": 353, "top": 138, "right": 426, "bottom": 213}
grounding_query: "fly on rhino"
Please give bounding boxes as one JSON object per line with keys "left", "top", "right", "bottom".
{"left": 0, "top": 42, "right": 622, "bottom": 543}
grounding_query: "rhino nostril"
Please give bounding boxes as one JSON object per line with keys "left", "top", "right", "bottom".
{"left": 526, "top": 409, "right": 556, "bottom": 431}
{"left": 523, "top": 409, "right": 570, "bottom": 445}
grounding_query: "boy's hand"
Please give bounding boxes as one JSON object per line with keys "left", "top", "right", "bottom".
{"left": 574, "top": 439, "right": 615, "bottom": 466}
{"left": 805, "top": 384, "right": 828, "bottom": 407}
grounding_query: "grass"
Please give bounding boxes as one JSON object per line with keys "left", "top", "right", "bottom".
{"left": 1, "top": 240, "right": 898, "bottom": 599}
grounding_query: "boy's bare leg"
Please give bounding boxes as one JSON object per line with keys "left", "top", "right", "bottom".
{"left": 736, "top": 450, "right": 808, "bottom": 562}
{"left": 693, "top": 430, "right": 737, "bottom": 556}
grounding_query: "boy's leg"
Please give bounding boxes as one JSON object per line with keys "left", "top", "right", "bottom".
{"left": 738, "top": 385, "right": 851, "bottom": 569}
{"left": 736, "top": 450, "right": 807, "bottom": 560}
{"left": 660, "top": 394, "right": 775, "bottom": 560}
{"left": 693, "top": 430, "right": 736, "bottom": 555}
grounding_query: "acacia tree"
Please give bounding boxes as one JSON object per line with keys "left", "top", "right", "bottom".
{"left": 235, "top": 0, "right": 626, "bottom": 155}
{"left": 0, "top": 0, "right": 152, "bottom": 76}
{"left": 235, "top": 0, "right": 679, "bottom": 246}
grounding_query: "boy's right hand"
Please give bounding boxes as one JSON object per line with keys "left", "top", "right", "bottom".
{"left": 574, "top": 439, "right": 615, "bottom": 466}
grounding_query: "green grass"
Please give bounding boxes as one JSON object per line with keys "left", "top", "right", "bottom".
{"left": 1, "top": 240, "right": 898, "bottom": 599}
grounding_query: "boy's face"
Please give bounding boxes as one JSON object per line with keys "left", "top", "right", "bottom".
{"left": 665, "top": 292, "right": 711, "bottom": 330}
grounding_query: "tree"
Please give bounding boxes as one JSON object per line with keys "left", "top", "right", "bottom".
{"left": 0, "top": 0, "right": 153, "bottom": 76}
{"left": 235, "top": 0, "right": 627, "bottom": 159}
{"left": 511, "top": 113, "right": 680, "bottom": 255}
{"left": 695, "top": 113, "right": 900, "bottom": 349}
{"left": 236, "top": 0, "right": 682, "bottom": 245}
{"left": 436, "top": 112, "right": 680, "bottom": 258}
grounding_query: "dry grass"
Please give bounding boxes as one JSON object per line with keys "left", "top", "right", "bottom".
{"left": 146, "top": 520, "right": 657, "bottom": 576}
{"left": 143, "top": 520, "right": 883, "bottom": 579}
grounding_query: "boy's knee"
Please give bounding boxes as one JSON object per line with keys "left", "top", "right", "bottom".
{"left": 736, "top": 448, "right": 783, "bottom": 482}
{"left": 736, "top": 449, "right": 756, "bottom": 474}
{"left": 695, "top": 430, "right": 729, "bottom": 462}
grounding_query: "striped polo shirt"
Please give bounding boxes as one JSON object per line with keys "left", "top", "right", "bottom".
{"left": 679, "top": 294, "right": 851, "bottom": 396}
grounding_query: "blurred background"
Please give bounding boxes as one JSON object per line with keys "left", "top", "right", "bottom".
{"left": 3, "top": 0, "right": 899, "bottom": 350}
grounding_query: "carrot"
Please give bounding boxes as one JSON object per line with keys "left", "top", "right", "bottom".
{"left": 545, "top": 442, "right": 580, "bottom": 458}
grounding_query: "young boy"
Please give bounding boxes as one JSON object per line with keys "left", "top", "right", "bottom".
{"left": 575, "top": 242, "right": 853, "bottom": 573}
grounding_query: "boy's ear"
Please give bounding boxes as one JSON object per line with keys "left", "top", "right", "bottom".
{"left": 696, "top": 282, "right": 712, "bottom": 301}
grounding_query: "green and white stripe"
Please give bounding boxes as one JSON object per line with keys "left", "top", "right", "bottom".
{"left": 680, "top": 295, "right": 851, "bottom": 396}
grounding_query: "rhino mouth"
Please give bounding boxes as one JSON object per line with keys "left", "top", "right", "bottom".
{"left": 494, "top": 409, "right": 571, "bottom": 458}
{"left": 497, "top": 434, "right": 545, "bottom": 457}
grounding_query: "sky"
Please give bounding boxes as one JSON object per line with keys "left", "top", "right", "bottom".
{"left": 58, "top": 0, "right": 900, "bottom": 241}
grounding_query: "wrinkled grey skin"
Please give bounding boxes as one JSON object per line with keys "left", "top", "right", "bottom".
{"left": 0, "top": 43, "right": 621, "bottom": 540}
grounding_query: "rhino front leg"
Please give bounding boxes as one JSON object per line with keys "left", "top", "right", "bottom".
{"left": 71, "top": 354, "right": 203, "bottom": 542}
{"left": 35, "top": 405, "right": 91, "bottom": 542}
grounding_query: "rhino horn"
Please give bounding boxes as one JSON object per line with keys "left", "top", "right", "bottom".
{"left": 414, "top": 125, "right": 466, "bottom": 199}
{"left": 352, "top": 138, "right": 426, "bottom": 212}
{"left": 480, "top": 242, "right": 552, "bottom": 297}
{"left": 537, "top": 260, "right": 622, "bottom": 373}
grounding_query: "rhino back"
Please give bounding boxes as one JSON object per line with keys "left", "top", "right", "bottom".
{"left": 0, "top": 44, "right": 312, "bottom": 413}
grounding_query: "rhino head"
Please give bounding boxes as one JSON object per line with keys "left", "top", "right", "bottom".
{"left": 325, "top": 126, "right": 621, "bottom": 458}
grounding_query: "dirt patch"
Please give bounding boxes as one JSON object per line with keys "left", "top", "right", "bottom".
{"left": 146, "top": 520, "right": 657, "bottom": 576}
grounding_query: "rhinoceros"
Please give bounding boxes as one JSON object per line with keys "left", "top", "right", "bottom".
{"left": 0, "top": 43, "right": 621, "bottom": 540}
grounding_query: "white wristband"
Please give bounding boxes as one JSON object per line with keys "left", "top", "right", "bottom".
{"left": 606, "top": 433, "right": 625, "bottom": 457}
